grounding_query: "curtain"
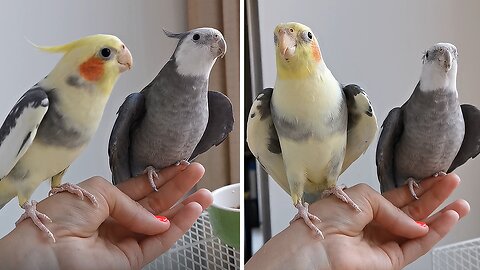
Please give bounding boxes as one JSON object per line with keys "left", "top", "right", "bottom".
{"left": 187, "top": 0, "right": 240, "bottom": 189}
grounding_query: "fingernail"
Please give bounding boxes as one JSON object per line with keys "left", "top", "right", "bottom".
{"left": 416, "top": 221, "right": 427, "bottom": 228}
{"left": 156, "top": 215, "right": 169, "bottom": 222}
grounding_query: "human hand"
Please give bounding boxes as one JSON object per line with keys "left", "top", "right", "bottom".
{"left": 246, "top": 174, "right": 469, "bottom": 270}
{"left": 0, "top": 162, "right": 212, "bottom": 270}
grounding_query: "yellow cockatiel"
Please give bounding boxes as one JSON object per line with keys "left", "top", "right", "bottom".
{"left": 0, "top": 34, "right": 132, "bottom": 242}
{"left": 247, "top": 22, "right": 377, "bottom": 237}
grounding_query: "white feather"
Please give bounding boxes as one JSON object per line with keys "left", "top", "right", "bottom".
{"left": 175, "top": 28, "right": 223, "bottom": 78}
{"left": 420, "top": 61, "right": 457, "bottom": 92}
{"left": 0, "top": 101, "right": 48, "bottom": 179}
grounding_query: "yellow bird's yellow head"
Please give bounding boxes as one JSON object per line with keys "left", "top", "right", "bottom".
{"left": 274, "top": 22, "right": 322, "bottom": 80}
{"left": 37, "top": 34, "right": 132, "bottom": 95}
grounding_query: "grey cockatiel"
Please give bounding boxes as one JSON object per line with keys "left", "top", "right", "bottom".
{"left": 247, "top": 22, "right": 378, "bottom": 237}
{"left": 109, "top": 27, "right": 233, "bottom": 189}
{"left": 376, "top": 43, "right": 480, "bottom": 198}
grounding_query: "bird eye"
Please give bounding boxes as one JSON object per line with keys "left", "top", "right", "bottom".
{"left": 302, "top": 31, "right": 313, "bottom": 42}
{"left": 193, "top": 34, "right": 200, "bottom": 41}
{"left": 425, "top": 51, "right": 429, "bottom": 59}
{"left": 100, "top": 48, "right": 112, "bottom": 59}
{"left": 289, "top": 28, "right": 294, "bottom": 33}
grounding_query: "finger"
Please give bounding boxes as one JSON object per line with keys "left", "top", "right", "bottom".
{"left": 383, "top": 174, "right": 455, "bottom": 208}
{"left": 401, "top": 210, "right": 460, "bottom": 267}
{"left": 140, "top": 202, "right": 203, "bottom": 264}
{"left": 402, "top": 174, "right": 460, "bottom": 220}
{"left": 116, "top": 163, "right": 189, "bottom": 200}
{"left": 425, "top": 199, "right": 470, "bottom": 223}
{"left": 159, "top": 188, "right": 213, "bottom": 217}
{"left": 82, "top": 177, "right": 170, "bottom": 235}
{"left": 361, "top": 185, "right": 428, "bottom": 239}
{"left": 139, "top": 163, "right": 205, "bottom": 214}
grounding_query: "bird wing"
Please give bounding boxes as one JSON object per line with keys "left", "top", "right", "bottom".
{"left": 246, "top": 88, "right": 290, "bottom": 193}
{"left": 341, "top": 84, "right": 378, "bottom": 173}
{"left": 448, "top": 104, "right": 480, "bottom": 173}
{"left": 108, "top": 92, "right": 145, "bottom": 185}
{"left": 0, "top": 86, "right": 49, "bottom": 179}
{"left": 189, "top": 91, "right": 234, "bottom": 161}
{"left": 376, "top": 107, "right": 404, "bottom": 193}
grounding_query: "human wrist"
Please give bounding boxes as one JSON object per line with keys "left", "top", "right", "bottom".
{"left": 246, "top": 220, "right": 331, "bottom": 270}
{"left": 0, "top": 221, "right": 58, "bottom": 270}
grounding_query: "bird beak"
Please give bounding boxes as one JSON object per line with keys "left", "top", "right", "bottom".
{"left": 444, "top": 51, "right": 452, "bottom": 71}
{"left": 278, "top": 28, "right": 296, "bottom": 59}
{"left": 118, "top": 44, "right": 133, "bottom": 72}
{"left": 212, "top": 36, "right": 227, "bottom": 58}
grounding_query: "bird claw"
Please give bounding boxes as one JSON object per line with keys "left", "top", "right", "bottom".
{"left": 175, "top": 160, "right": 190, "bottom": 166}
{"left": 143, "top": 166, "right": 159, "bottom": 191}
{"left": 16, "top": 200, "right": 55, "bottom": 242}
{"left": 322, "top": 185, "right": 362, "bottom": 212}
{"left": 433, "top": 171, "right": 447, "bottom": 178}
{"left": 49, "top": 183, "right": 99, "bottom": 208}
{"left": 290, "top": 202, "right": 324, "bottom": 239}
{"left": 407, "top": 178, "right": 420, "bottom": 200}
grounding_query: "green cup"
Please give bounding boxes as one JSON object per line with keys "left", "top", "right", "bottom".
{"left": 207, "top": 183, "right": 240, "bottom": 249}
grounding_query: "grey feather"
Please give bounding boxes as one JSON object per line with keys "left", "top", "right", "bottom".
{"left": 247, "top": 85, "right": 377, "bottom": 198}
{"left": 36, "top": 90, "right": 89, "bottom": 148}
{"left": 189, "top": 91, "right": 234, "bottom": 161}
{"left": 108, "top": 93, "right": 145, "bottom": 184}
{"left": 376, "top": 43, "right": 474, "bottom": 194}
{"left": 448, "top": 104, "right": 480, "bottom": 172}
{"left": 0, "top": 86, "right": 49, "bottom": 180}
{"left": 377, "top": 82, "right": 465, "bottom": 193}
{"left": 109, "top": 28, "right": 232, "bottom": 185}
{"left": 341, "top": 84, "right": 378, "bottom": 173}
{"left": 376, "top": 108, "right": 403, "bottom": 193}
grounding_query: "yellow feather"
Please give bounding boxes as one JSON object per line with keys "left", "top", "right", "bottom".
{"left": 33, "top": 34, "right": 121, "bottom": 54}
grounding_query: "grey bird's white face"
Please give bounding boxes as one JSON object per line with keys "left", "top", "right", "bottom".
{"left": 420, "top": 43, "right": 458, "bottom": 91}
{"left": 167, "top": 27, "right": 227, "bottom": 77}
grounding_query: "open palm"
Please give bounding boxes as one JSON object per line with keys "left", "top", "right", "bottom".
{"left": 4, "top": 163, "right": 212, "bottom": 270}
{"left": 247, "top": 174, "right": 469, "bottom": 270}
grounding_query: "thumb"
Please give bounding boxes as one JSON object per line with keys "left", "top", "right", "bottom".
{"left": 84, "top": 177, "right": 170, "bottom": 235}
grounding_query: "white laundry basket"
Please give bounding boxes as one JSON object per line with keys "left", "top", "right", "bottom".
{"left": 143, "top": 212, "right": 240, "bottom": 270}
{"left": 432, "top": 238, "right": 480, "bottom": 270}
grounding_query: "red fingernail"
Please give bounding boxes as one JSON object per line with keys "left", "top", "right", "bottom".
{"left": 156, "top": 215, "right": 168, "bottom": 222}
{"left": 416, "top": 221, "right": 427, "bottom": 227}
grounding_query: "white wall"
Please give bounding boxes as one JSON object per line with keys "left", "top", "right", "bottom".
{"left": 257, "top": 1, "right": 480, "bottom": 269}
{"left": 0, "top": 0, "right": 187, "bottom": 238}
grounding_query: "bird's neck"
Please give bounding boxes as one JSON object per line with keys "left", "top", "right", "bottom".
{"left": 174, "top": 51, "right": 216, "bottom": 78}
{"left": 276, "top": 60, "right": 329, "bottom": 81}
{"left": 419, "top": 64, "right": 457, "bottom": 93}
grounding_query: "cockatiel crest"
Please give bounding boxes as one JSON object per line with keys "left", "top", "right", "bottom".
{"left": 35, "top": 34, "right": 132, "bottom": 95}
{"left": 108, "top": 27, "right": 233, "bottom": 192}
{"left": 0, "top": 34, "right": 132, "bottom": 242}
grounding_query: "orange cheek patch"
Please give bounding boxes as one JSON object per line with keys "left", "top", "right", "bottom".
{"left": 311, "top": 41, "right": 322, "bottom": 62}
{"left": 79, "top": 57, "right": 104, "bottom": 81}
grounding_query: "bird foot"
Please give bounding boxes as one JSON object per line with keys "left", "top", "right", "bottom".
{"left": 15, "top": 200, "right": 55, "bottom": 242}
{"left": 433, "top": 171, "right": 447, "bottom": 178}
{"left": 322, "top": 185, "right": 362, "bottom": 212}
{"left": 407, "top": 178, "right": 420, "bottom": 200}
{"left": 290, "top": 202, "right": 324, "bottom": 238}
{"left": 49, "top": 183, "right": 98, "bottom": 208}
{"left": 143, "top": 166, "right": 159, "bottom": 191}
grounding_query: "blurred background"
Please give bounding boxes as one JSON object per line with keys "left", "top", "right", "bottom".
{"left": 245, "top": 0, "right": 480, "bottom": 269}
{"left": 0, "top": 0, "right": 240, "bottom": 240}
